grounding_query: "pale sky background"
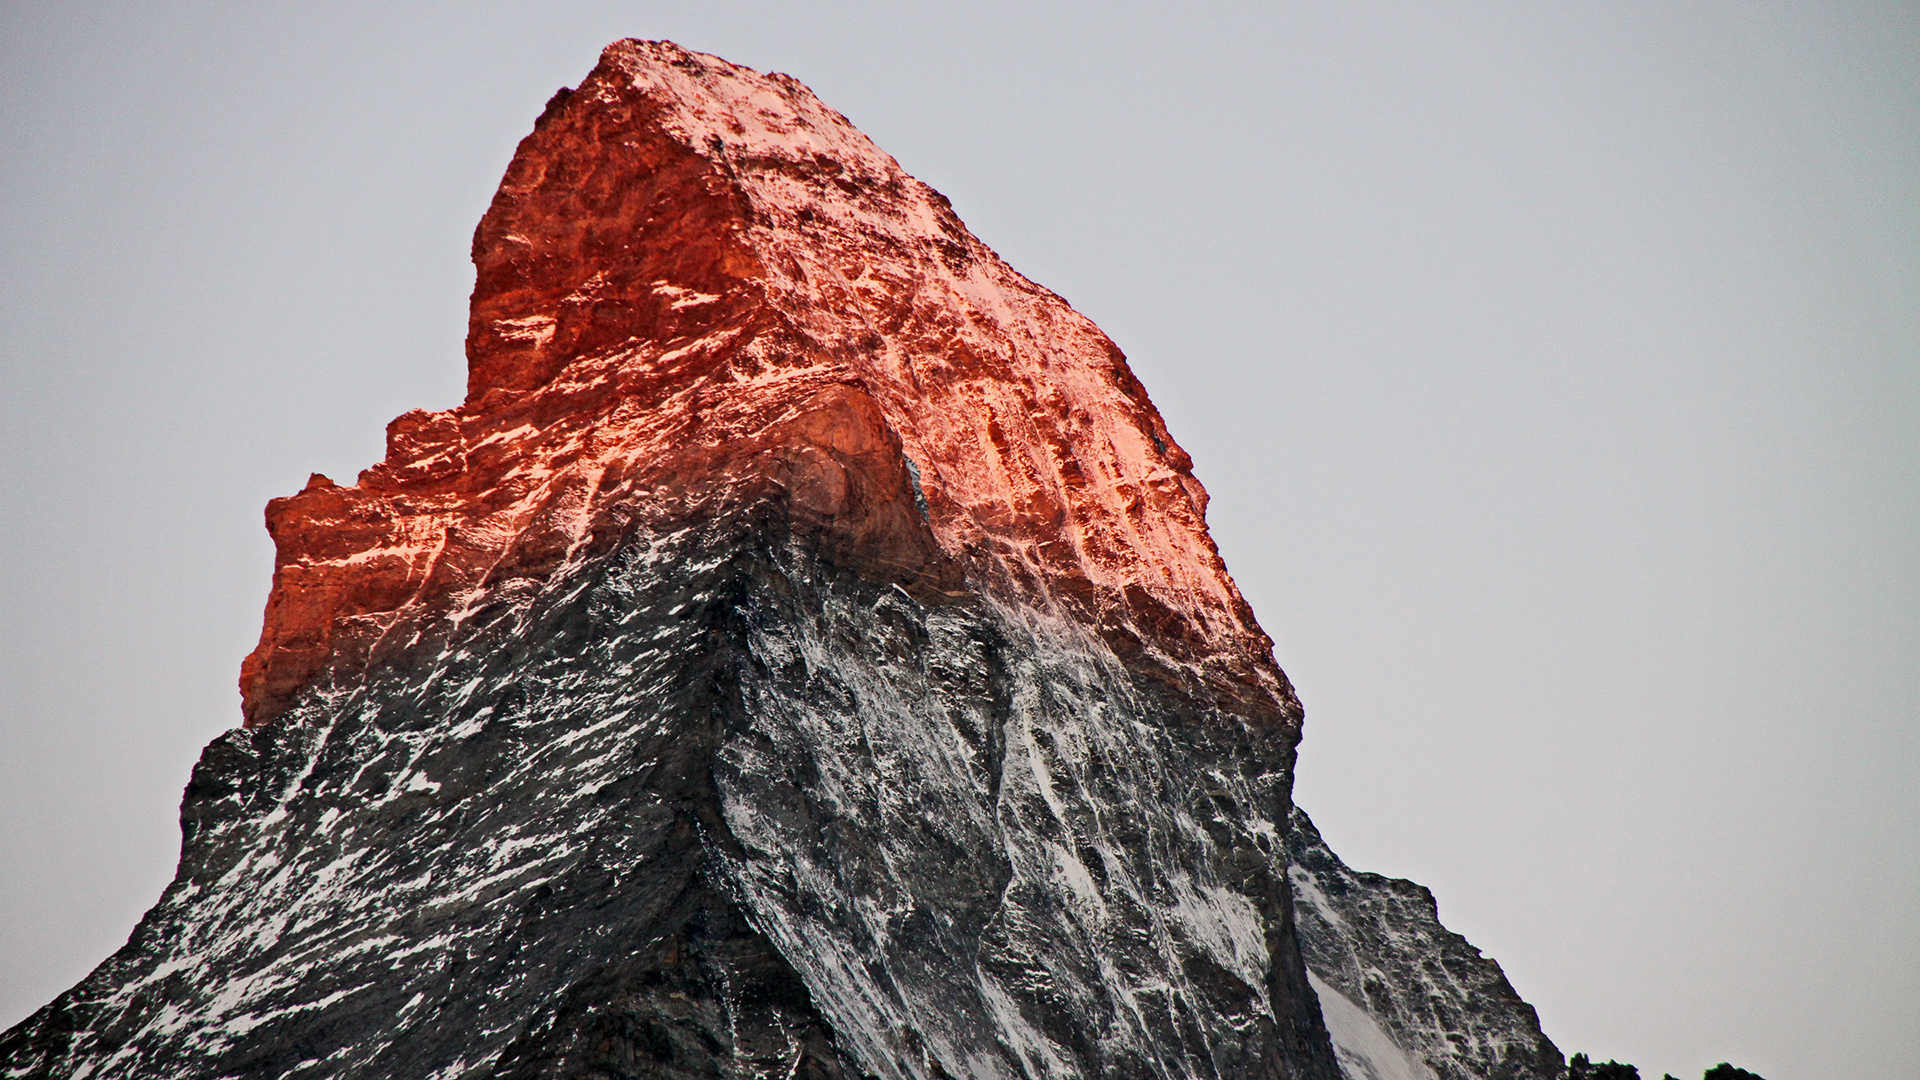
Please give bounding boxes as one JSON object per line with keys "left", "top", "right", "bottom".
{"left": 1, "top": 3, "right": 1914, "bottom": 1077}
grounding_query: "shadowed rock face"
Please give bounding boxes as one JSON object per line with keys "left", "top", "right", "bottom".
{"left": 2, "top": 40, "right": 1561, "bottom": 1080}
{"left": 1, "top": 521, "right": 1337, "bottom": 1079}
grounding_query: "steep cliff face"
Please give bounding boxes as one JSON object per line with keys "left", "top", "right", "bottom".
{"left": 1, "top": 41, "right": 1560, "bottom": 1080}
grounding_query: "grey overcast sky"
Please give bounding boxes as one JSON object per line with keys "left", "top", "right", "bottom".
{"left": 2, "top": 2, "right": 1914, "bottom": 1076}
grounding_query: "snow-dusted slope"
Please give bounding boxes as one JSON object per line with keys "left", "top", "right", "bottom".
{"left": 1, "top": 524, "right": 1337, "bottom": 1079}
{"left": 1308, "top": 972, "right": 1439, "bottom": 1080}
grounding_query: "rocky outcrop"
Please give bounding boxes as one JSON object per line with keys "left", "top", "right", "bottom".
{"left": 1286, "top": 809, "right": 1562, "bottom": 1080}
{"left": 1, "top": 40, "right": 1562, "bottom": 1080}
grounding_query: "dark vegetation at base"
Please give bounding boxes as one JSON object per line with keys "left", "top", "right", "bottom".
{"left": 1568, "top": 1054, "right": 1640, "bottom": 1080}
{"left": 1565, "top": 1052, "right": 1767, "bottom": 1080}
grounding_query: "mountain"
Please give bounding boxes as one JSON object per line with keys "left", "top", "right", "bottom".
{"left": 0, "top": 41, "right": 1561, "bottom": 1080}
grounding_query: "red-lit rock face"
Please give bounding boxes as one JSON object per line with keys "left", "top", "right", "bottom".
{"left": 241, "top": 39, "right": 1289, "bottom": 727}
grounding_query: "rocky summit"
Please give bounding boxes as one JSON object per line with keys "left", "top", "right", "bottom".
{"left": 1, "top": 41, "right": 1561, "bottom": 1080}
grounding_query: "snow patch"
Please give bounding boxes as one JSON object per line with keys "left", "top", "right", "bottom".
{"left": 1308, "top": 969, "right": 1436, "bottom": 1080}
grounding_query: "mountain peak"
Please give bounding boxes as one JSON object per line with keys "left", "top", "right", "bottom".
{"left": 242, "top": 39, "right": 1286, "bottom": 728}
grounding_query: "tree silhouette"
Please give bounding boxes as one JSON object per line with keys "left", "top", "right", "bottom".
{"left": 1568, "top": 1052, "right": 1640, "bottom": 1080}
